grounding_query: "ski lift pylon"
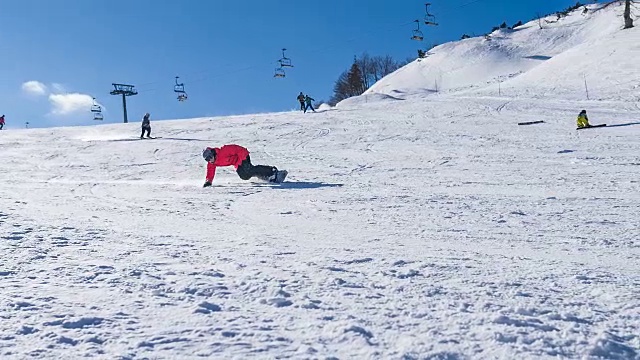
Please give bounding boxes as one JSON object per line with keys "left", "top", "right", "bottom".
{"left": 278, "top": 48, "right": 293, "bottom": 67}
{"left": 411, "top": 20, "right": 424, "bottom": 41}
{"left": 174, "top": 76, "right": 188, "bottom": 101}
{"left": 424, "top": 3, "right": 438, "bottom": 26}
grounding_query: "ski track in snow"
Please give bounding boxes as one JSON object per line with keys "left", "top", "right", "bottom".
{"left": 1, "top": 96, "right": 638, "bottom": 359}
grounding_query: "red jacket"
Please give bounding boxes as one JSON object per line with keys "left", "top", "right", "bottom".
{"left": 0, "top": 116, "right": 4, "bottom": 125}
{"left": 205, "top": 144, "right": 250, "bottom": 182}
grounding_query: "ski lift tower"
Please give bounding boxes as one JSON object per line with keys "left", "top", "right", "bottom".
{"left": 109, "top": 83, "right": 138, "bottom": 123}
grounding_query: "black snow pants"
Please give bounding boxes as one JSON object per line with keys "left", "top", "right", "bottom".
{"left": 236, "top": 155, "right": 276, "bottom": 181}
{"left": 304, "top": 103, "right": 315, "bottom": 113}
{"left": 141, "top": 125, "right": 151, "bottom": 138}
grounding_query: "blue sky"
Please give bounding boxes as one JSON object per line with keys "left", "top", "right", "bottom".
{"left": 0, "top": 0, "right": 580, "bottom": 128}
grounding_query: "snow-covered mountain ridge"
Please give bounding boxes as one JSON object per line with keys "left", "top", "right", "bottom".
{"left": 354, "top": 2, "right": 640, "bottom": 105}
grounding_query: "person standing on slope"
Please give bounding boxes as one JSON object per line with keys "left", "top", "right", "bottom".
{"left": 201, "top": 145, "right": 285, "bottom": 187}
{"left": 304, "top": 95, "right": 316, "bottom": 113}
{"left": 0, "top": 115, "right": 5, "bottom": 130}
{"left": 576, "top": 109, "right": 590, "bottom": 129}
{"left": 141, "top": 112, "right": 152, "bottom": 138}
{"left": 297, "top": 92, "right": 306, "bottom": 111}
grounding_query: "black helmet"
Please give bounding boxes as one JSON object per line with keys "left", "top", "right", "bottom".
{"left": 580, "top": 109, "right": 587, "bottom": 114}
{"left": 202, "top": 148, "right": 215, "bottom": 162}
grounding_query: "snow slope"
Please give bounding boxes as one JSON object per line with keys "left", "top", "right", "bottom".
{"left": 359, "top": 2, "right": 640, "bottom": 104}
{"left": 1, "top": 2, "right": 640, "bottom": 358}
{"left": 1, "top": 94, "right": 639, "bottom": 358}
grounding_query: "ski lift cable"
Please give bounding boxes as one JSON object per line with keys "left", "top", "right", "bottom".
{"left": 435, "top": 0, "right": 489, "bottom": 16}
{"left": 306, "top": 20, "right": 417, "bottom": 55}
{"left": 299, "top": 1, "right": 492, "bottom": 53}
{"left": 132, "top": 18, "right": 417, "bottom": 94}
{"left": 136, "top": 65, "right": 262, "bottom": 94}
{"left": 134, "top": 45, "right": 301, "bottom": 92}
{"left": 135, "top": 54, "right": 290, "bottom": 93}
{"left": 132, "top": 1, "right": 493, "bottom": 94}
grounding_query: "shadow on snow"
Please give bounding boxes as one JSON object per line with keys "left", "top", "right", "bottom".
{"left": 106, "top": 137, "right": 212, "bottom": 142}
{"left": 606, "top": 122, "right": 640, "bottom": 128}
{"left": 252, "top": 181, "right": 344, "bottom": 189}
{"left": 160, "top": 137, "right": 213, "bottom": 141}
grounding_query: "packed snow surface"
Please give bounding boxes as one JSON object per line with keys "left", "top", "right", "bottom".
{"left": 1, "top": 2, "right": 640, "bottom": 359}
{"left": 1, "top": 95, "right": 639, "bottom": 359}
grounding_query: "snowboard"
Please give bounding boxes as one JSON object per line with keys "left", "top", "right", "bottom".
{"left": 272, "top": 170, "right": 288, "bottom": 184}
{"left": 140, "top": 136, "right": 162, "bottom": 139}
{"left": 577, "top": 124, "right": 606, "bottom": 130}
{"left": 518, "top": 120, "right": 544, "bottom": 125}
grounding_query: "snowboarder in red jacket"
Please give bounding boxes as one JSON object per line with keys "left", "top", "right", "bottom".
{"left": 202, "top": 144, "right": 279, "bottom": 187}
{"left": 0, "top": 115, "right": 5, "bottom": 130}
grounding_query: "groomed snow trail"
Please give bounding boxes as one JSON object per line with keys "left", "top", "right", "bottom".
{"left": 1, "top": 97, "right": 639, "bottom": 359}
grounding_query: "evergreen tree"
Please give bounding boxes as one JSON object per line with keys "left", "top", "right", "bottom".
{"left": 329, "top": 70, "right": 350, "bottom": 105}
{"left": 346, "top": 60, "right": 366, "bottom": 97}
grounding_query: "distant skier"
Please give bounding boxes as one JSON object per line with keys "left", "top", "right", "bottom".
{"left": 0, "top": 115, "right": 4, "bottom": 130}
{"left": 201, "top": 144, "right": 287, "bottom": 187}
{"left": 141, "top": 112, "right": 152, "bottom": 138}
{"left": 297, "top": 92, "right": 305, "bottom": 111}
{"left": 576, "top": 109, "right": 590, "bottom": 129}
{"left": 304, "top": 95, "right": 316, "bottom": 113}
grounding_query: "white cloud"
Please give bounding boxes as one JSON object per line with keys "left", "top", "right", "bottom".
{"left": 48, "top": 93, "right": 95, "bottom": 116}
{"left": 22, "top": 81, "right": 48, "bottom": 96}
{"left": 22, "top": 80, "right": 99, "bottom": 119}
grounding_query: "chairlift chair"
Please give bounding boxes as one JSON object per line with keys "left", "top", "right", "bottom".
{"left": 424, "top": 15, "right": 438, "bottom": 26}
{"left": 174, "top": 76, "right": 188, "bottom": 101}
{"left": 279, "top": 48, "right": 293, "bottom": 67}
{"left": 90, "top": 98, "right": 103, "bottom": 120}
{"left": 274, "top": 60, "right": 286, "bottom": 78}
{"left": 424, "top": 3, "right": 439, "bottom": 26}
{"left": 174, "top": 76, "right": 186, "bottom": 93}
{"left": 274, "top": 67, "right": 286, "bottom": 78}
{"left": 90, "top": 97, "right": 102, "bottom": 113}
{"left": 411, "top": 20, "right": 424, "bottom": 41}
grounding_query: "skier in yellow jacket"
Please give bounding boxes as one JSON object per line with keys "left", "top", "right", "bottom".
{"left": 577, "top": 110, "right": 590, "bottom": 128}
